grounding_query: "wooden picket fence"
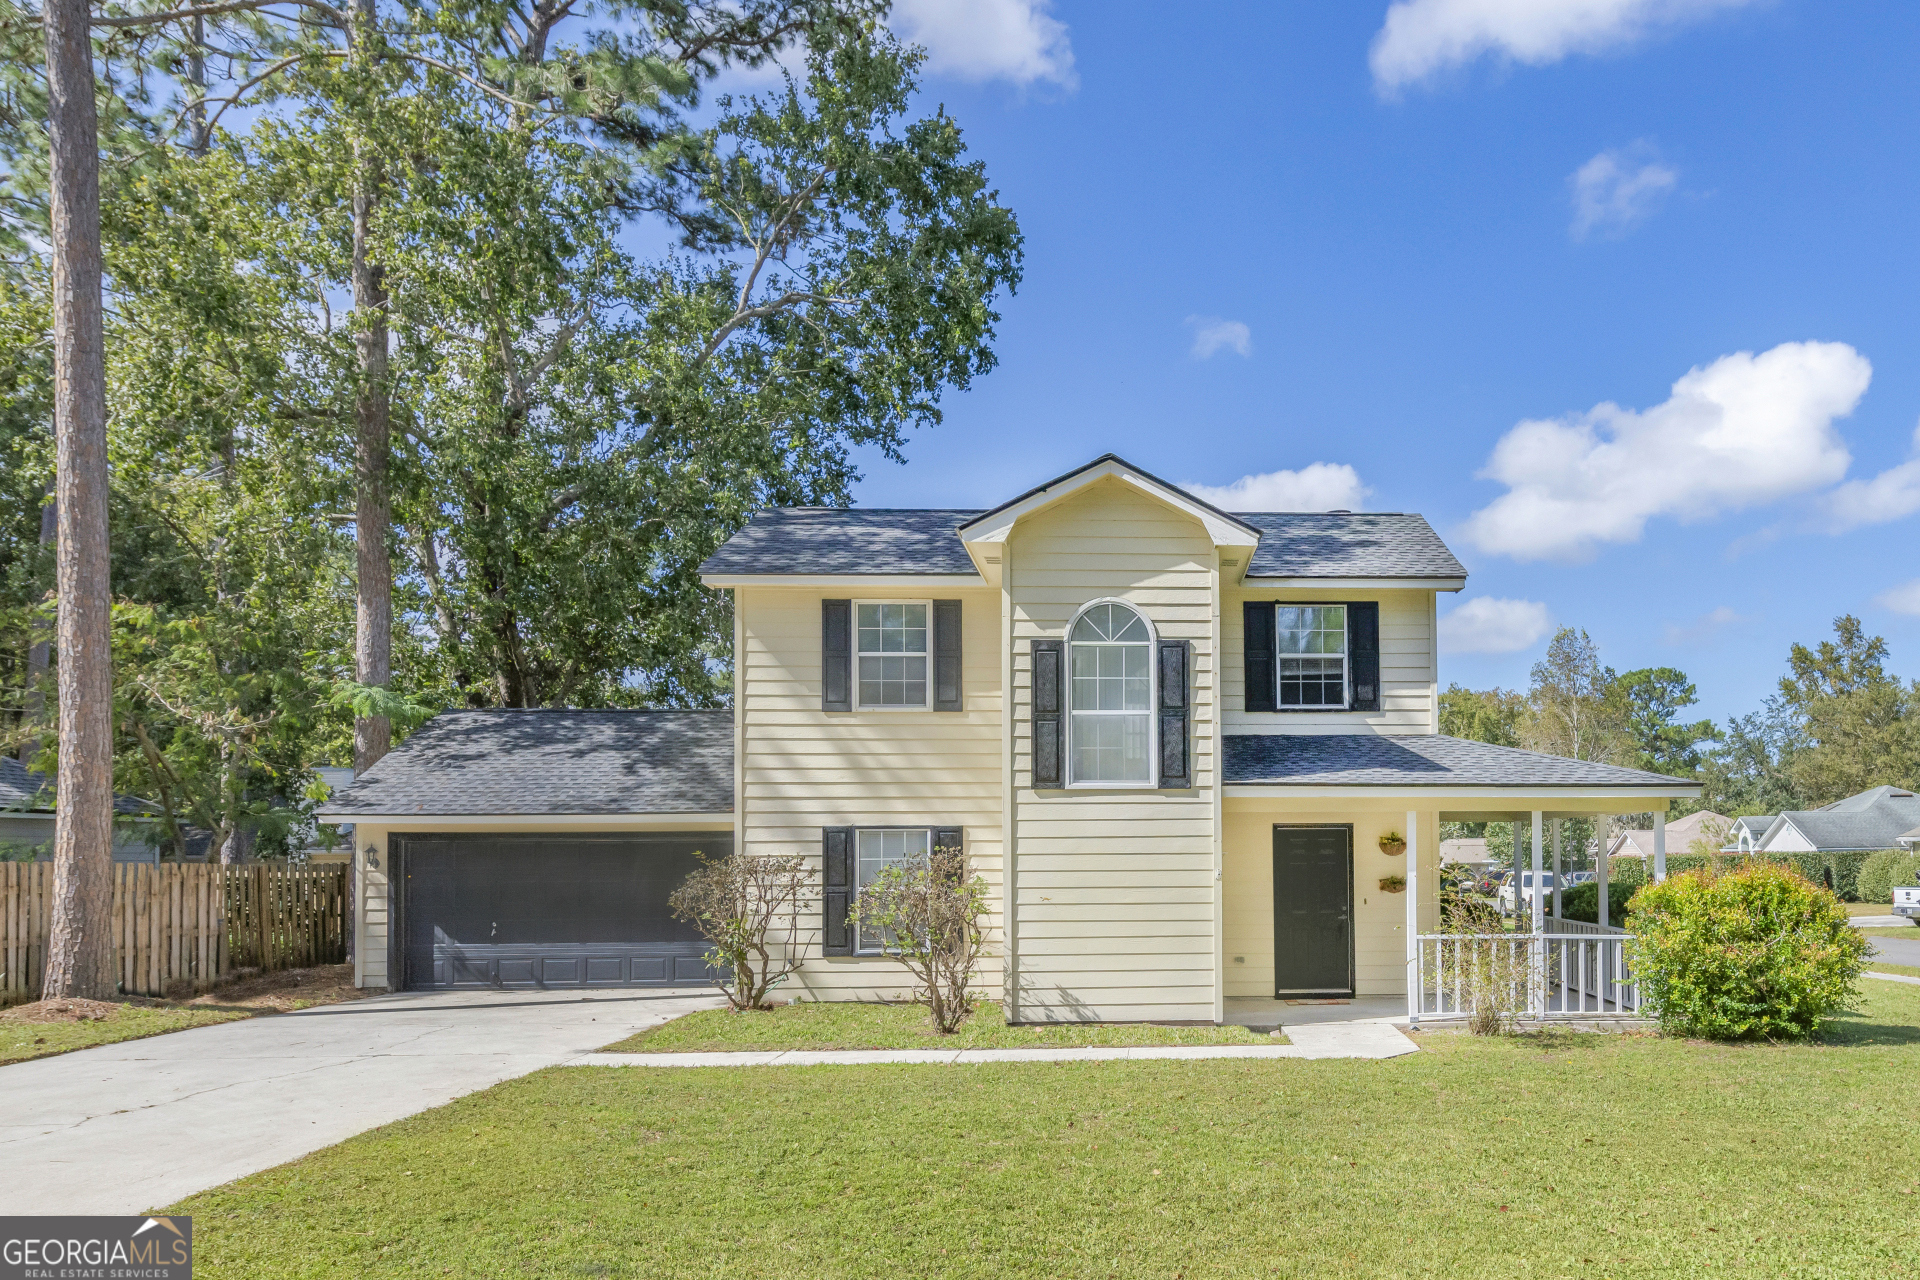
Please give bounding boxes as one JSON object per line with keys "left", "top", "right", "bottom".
{"left": 0, "top": 861, "right": 347, "bottom": 1004}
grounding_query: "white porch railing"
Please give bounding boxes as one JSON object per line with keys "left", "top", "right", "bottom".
{"left": 1410, "top": 928, "right": 1640, "bottom": 1025}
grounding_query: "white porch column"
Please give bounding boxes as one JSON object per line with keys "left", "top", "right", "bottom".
{"left": 1551, "top": 819, "right": 1563, "bottom": 920}
{"left": 1595, "top": 816, "right": 1609, "bottom": 928}
{"left": 1653, "top": 809, "right": 1668, "bottom": 883}
{"left": 1530, "top": 811, "right": 1545, "bottom": 935}
{"left": 1511, "top": 821, "right": 1525, "bottom": 920}
{"left": 1405, "top": 809, "right": 1420, "bottom": 1025}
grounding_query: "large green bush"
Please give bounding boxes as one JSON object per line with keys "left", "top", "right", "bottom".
{"left": 1856, "top": 850, "right": 1920, "bottom": 905}
{"left": 1557, "top": 881, "right": 1636, "bottom": 929}
{"left": 1627, "top": 864, "right": 1868, "bottom": 1040}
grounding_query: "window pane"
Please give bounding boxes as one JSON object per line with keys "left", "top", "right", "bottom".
{"left": 1072, "top": 712, "right": 1152, "bottom": 783}
{"left": 858, "top": 654, "right": 927, "bottom": 706}
{"left": 856, "top": 828, "right": 931, "bottom": 952}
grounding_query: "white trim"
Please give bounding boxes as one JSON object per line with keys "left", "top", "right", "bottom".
{"left": 853, "top": 826, "right": 933, "bottom": 955}
{"left": 1223, "top": 785, "right": 1701, "bottom": 801}
{"left": 1244, "top": 576, "right": 1466, "bottom": 591}
{"left": 853, "top": 598, "right": 932, "bottom": 712}
{"left": 700, "top": 573, "right": 985, "bottom": 589}
{"left": 315, "top": 812, "right": 733, "bottom": 827}
{"left": 1064, "top": 597, "right": 1159, "bottom": 789}
{"left": 959, "top": 458, "right": 1262, "bottom": 550}
{"left": 1272, "top": 602, "right": 1350, "bottom": 711}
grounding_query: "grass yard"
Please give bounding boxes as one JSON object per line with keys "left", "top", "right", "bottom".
{"left": 1866, "top": 961, "right": 1920, "bottom": 979}
{"left": 175, "top": 983, "right": 1920, "bottom": 1278}
{"left": 0, "top": 1002, "right": 246, "bottom": 1064}
{"left": 1858, "top": 927, "right": 1918, "bottom": 939}
{"left": 603, "top": 1000, "right": 1278, "bottom": 1052}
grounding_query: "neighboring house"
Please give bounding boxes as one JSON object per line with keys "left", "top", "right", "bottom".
{"left": 1901, "top": 826, "right": 1919, "bottom": 851}
{"left": 1725, "top": 815, "right": 1773, "bottom": 853}
{"left": 1609, "top": 810, "right": 1730, "bottom": 861}
{"left": 318, "top": 453, "right": 1696, "bottom": 1021}
{"left": 1438, "top": 837, "right": 1493, "bottom": 869}
{"left": 1748, "top": 786, "right": 1920, "bottom": 854}
{"left": 0, "top": 756, "right": 164, "bottom": 863}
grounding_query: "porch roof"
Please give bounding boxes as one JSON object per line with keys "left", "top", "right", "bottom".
{"left": 1222, "top": 734, "right": 1694, "bottom": 791}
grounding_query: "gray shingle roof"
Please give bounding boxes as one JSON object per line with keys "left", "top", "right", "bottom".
{"left": 700, "top": 508, "right": 1466, "bottom": 580}
{"left": 1772, "top": 785, "right": 1920, "bottom": 852}
{"left": 0, "top": 756, "right": 157, "bottom": 815}
{"left": 1237, "top": 513, "right": 1465, "bottom": 579}
{"left": 1224, "top": 734, "right": 1694, "bottom": 789}
{"left": 700, "top": 509, "right": 981, "bottom": 577}
{"left": 315, "top": 710, "right": 734, "bottom": 817}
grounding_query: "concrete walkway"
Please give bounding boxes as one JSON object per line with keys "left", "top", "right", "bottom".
{"left": 0, "top": 986, "right": 723, "bottom": 1216}
{"left": 1865, "top": 970, "right": 1920, "bottom": 987}
{"left": 571, "top": 1019, "right": 1419, "bottom": 1067}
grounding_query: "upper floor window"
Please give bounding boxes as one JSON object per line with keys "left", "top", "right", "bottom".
{"left": 1069, "top": 601, "right": 1154, "bottom": 785}
{"left": 857, "top": 602, "right": 928, "bottom": 709}
{"left": 1277, "top": 605, "right": 1347, "bottom": 708}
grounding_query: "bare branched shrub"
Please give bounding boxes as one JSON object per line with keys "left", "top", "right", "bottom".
{"left": 669, "top": 852, "right": 813, "bottom": 1012}
{"left": 1427, "top": 936, "right": 1531, "bottom": 1036}
{"left": 849, "top": 848, "right": 990, "bottom": 1034}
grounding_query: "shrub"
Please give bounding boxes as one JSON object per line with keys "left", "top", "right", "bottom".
{"left": 1858, "top": 850, "right": 1920, "bottom": 905}
{"left": 850, "top": 847, "right": 991, "bottom": 1034}
{"left": 1557, "top": 881, "right": 1636, "bottom": 929}
{"left": 1626, "top": 864, "right": 1868, "bottom": 1040}
{"left": 669, "top": 852, "right": 813, "bottom": 1012}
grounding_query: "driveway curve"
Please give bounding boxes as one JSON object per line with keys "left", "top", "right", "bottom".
{"left": 0, "top": 986, "right": 722, "bottom": 1215}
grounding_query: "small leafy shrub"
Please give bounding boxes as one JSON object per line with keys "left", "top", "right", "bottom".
{"left": 1627, "top": 864, "right": 1868, "bottom": 1040}
{"left": 669, "top": 852, "right": 813, "bottom": 1012}
{"left": 1856, "top": 850, "right": 1920, "bottom": 905}
{"left": 1558, "top": 881, "right": 1636, "bottom": 929}
{"left": 850, "top": 847, "right": 990, "bottom": 1034}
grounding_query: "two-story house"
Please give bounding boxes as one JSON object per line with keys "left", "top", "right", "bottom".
{"left": 320, "top": 454, "right": 1696, "bottom": 1022}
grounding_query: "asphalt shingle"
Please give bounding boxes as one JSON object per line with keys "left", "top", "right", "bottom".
{"left": 1223, "top": 734, "right": 1692, "bottom": 789}
{"left": 0, "top": 756, "right": 157, "bottom": 814}
{"left": 1771, "top": 785, "right": 1920, "bottom": 851}
{"left": 1235, "top": 512, "right": 1465, "bottom": 579}
{"left": 316, "top": 710, "right": 734, "bottom": 817}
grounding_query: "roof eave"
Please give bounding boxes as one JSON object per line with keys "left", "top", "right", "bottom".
{"left": 699, "top": 572, "right": 986, "bottom": 589}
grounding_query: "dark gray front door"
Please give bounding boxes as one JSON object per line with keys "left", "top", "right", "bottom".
{"left": 1272, "top": 825, "right": 1353, "bottom": 998}
{"left": 398, "top": 833, "right": 727, "bottom": 991}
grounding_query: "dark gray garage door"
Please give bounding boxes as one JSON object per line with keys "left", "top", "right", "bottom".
{"left": 396, "top": 833, "right": 728, "bottom": 991}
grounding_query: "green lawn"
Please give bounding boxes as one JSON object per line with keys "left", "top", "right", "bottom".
{"left": 1866, "top": 961, "right": 1920, "bottom": 979}
{"left": 603, "top": 1000, "right": 1278, "bottom": 1052}
{"left": 1, "top": 1005, "right": 246, "bottom": 1065}
{"left": 175, "top": 983, "right": 1920, "bottom": 1277}
{"left": 1858, "top": 927, "right": 1918, "bottom": 939}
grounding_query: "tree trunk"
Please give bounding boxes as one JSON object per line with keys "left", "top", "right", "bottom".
{"left": 41, "top": 0, "right": 117, "bottom": 1000}
{"left": 350, "top": 140, "right": 391, "bottom": 775}
{"left": 19, "top": 488, "right": 54, "bottom": 766}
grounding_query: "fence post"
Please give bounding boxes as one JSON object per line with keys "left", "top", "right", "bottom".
{"left": 255, "top": 863, "right": 271, "bottom": 970}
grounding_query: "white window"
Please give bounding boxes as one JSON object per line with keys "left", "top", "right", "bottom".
{"left": 856, "top": 601, "right": 928, "bottom": 709}
{"left": 1276, "top": 605, "right": 1347, "bottom": 709}
{"left": 1069, "top": 601, "right": 1154, "bottom": 785}
{"left": 856, "top": 827, "right": 930, "bottom": 954}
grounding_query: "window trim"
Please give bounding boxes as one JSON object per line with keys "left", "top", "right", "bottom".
{"left": 1273, "top": 603, "right": 1350, "bottom": 712}
{"left": 1064, "top": 597, "right": 1159, "bottom": 789}
{"left": 853, "top": 598, "right": 933, "bottom": 712}
{"left": 852, "top": 825, "right": 932, "bottom": 955}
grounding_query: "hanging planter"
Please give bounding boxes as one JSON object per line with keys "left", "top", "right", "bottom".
{"left": 1378, "top": 831, "right": 1407, "bottom": 856}
{"left": 1379, "top": 875, "right": 1406, "bottom": 894}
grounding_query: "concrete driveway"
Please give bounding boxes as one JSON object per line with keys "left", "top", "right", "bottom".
{"left": 1868, "top": 933, "right": 1920, "bottom": 968}
{"left": 0, "top": 986, "right": 723, "bottom": 1215}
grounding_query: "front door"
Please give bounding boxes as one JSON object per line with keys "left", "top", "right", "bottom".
{"left": 1272, "top": 825, "right": 1353, "bottom": 998}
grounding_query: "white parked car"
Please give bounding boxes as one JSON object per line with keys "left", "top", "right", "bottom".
{"left": 1894, "top": 886, "right": 1920, "bottom": 919}
{"left": 1497, "top": 870, "right": 1560, "bottom": 913}
{"left": 1564, "top": 871, "right": 1596, "bottom": 887}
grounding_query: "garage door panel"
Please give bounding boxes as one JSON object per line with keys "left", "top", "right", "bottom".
{"left": 400, "top": 833, "right": 730, "bottom": 991}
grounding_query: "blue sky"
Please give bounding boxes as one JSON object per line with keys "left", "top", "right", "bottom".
{"left": 839, "top": 0, "right": 1920, "bottom": 725}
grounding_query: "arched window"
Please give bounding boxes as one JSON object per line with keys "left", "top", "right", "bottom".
{"left": 1069, "top": 601, "right": 1154, "bottom": 784}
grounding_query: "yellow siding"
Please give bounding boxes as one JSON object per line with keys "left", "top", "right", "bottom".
{"left": 1221, "top": 586, "right": 1437, "bottom": 734}
{"left": 1007, "top": 478, "right": 1221, "bottom": 1023}
{"left": 1222, "top": 801, "right": 1440, "bottom": 998}
{"left": 736, "top": 585, "right": 1005, "bottom": 1001}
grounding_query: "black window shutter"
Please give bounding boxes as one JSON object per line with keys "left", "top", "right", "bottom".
{"left": 821, "top": 826, "right": 854, "bottom": 955}
{"left": 1030, "top": 639, "right": 1064, "bottom": 788}
{"left": 1243, "top": 601, "right": 1276, "bottom": 713}
{"left": 1158, "top": 639, "right": 1192, "bottom": 788}
{"left": 1348, "top": 601, "right": 1380, "bottom": 713}
{"left": 932, "top": 827, "right": 964, "bottom": 883}
{"left": 821, "top": 600, "right": 852, "bottom": 712}
{"left": 933, "top": 600, "right": 963, "bottom": 712}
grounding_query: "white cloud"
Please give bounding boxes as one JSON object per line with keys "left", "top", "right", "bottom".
{"left": 1462, "top": 341, "right": 1872, "bottom": 562}
{"left": 1370, "top": 0, "right": 1760, "bottom": 93}
{"left": 889, "top": 0, "right": 1076, "bottom": 88}
{"left": 1188, "top": 316, "right": 1252, "bottom": 360}
{"left": 1877, "top": 579, "right": 1920, "bottom": 617}
{"left": 1570, "top": 144, "right": 1677, "bottom": 240}
{"left": 1438, "top": 597, "right": 1554, "bottom": 654}
{"left": 1823, "top": 420, "right": 1920, "bottom": 532}
{"left": 1183, "top": 463, "right": 1370, "bottom": 512}
{"left": 1662, "top": 605, "right": 1745, "bottom": 645}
